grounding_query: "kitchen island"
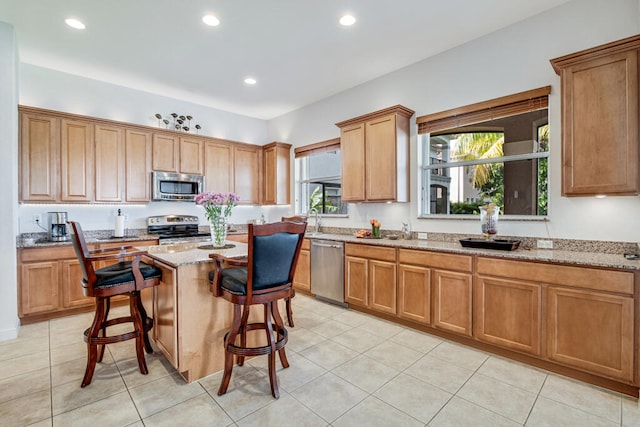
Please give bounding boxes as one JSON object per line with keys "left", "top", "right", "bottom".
{"left": 143, "top": 241, "right": 254, "bottom": 383}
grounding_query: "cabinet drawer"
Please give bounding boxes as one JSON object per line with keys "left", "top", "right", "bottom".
{"left": 346, "top": 243, "right": 395, "bottom": 261}
{"left": 477, "top": 257, "right": 634, "bottom": 295}
{"left": 301, "top": 238, "right": 310, "bottom": 250}
{"left": 20, "top": 246, "right": 79, "bottom": 262}
{"left": 399, "top": 249, "right": 472, "bottom": 273}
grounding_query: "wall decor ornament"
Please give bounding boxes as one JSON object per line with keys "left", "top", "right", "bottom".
{"left": 154, "top": 113, "right": 201, "bottom": 133}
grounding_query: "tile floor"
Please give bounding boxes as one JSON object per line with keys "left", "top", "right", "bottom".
{"left": 2, "top": 294, "right": 640, "bottom": 426}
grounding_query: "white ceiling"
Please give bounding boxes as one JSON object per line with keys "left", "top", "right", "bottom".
{"left": 0, "top": 0, "right": 570, "bottom": 120}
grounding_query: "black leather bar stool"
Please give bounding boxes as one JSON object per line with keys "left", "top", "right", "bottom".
{"left": 68, "top": 221, "right": 162, "bottom": 387}
{"left": 209, "top": 221, "right": 306, "bottom": 398}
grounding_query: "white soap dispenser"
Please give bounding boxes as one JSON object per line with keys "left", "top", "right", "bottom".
{"left": 114, "top": 209, "right": 125, "bottom": 238}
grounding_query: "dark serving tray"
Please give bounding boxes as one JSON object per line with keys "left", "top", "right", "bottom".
{"left": 459, "top": 238, "right": 521, "bottom": 251}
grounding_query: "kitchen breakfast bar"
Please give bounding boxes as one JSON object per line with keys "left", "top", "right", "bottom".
{"left": 142, "top": 241, "right": 256, "bottom": 383}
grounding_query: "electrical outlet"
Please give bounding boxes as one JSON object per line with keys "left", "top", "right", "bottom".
{"left": 417, "top": 232, "right": 428, "bottom": 240}
{"left": 537, "top": 239, "right": 553, "bottom": 249}
{"left": 123, "top": 214, "right": 129, "bottom": 221}
{"left": 32, "top": 214, "right": 41, "bottom": 224}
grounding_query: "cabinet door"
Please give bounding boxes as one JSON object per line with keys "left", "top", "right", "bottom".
{"left": 398, "top": 264, "right": 431, "bottom": 324}
{"left": 20, "top": 113, "right": 59, "bottom": 202}
{"left": 547, "top": 287, "right": 634, "bottom": 381}
{"left": 345, "top": 256, "right": 368, "bottom": 307}
{"left": 561, "top": 50, "right": 639, "bottom": 195}
{"left": 263, "top": 143, "right": 291, "bottom": 205}
{"left": 475, "top": 277, "right": 541, "bottom": 355}
{"left": 125, "top": 129, "right": 152, "bottom": 202}
{"left": 293, "top": 249, "right": 311, "bottom": 292}
{"left": 179, "top": 137, "right": 203, "bottom": 175}
{"left": 152, "top": 133, "right": 179, "bottom": 172}
{"left": 95, "top": 124, "right": 125, "bottom": 202}
{"left": 234, "top": 146, "right": 260, "bottom": 204}
{"left": 432, "top": 269, "right": 472, "bottom": 336}
{"left": 204, "top": 141, "right": 233, "bottom": 193}
{"left": 60, "top": 119, "right": 93, "bottom": 202}
{"left": 153, "top": 261, "right": 178, "bottom": 368}
{"left": 20, "top": 262, "right": 59, "bottom": 315}
{"left": 61, "top": 259, "right": 93, "bottom": 308}
{"left": 369, "top": 259, "right": 397, "bottom": 315}
{"left": 365, "top": 114, "right": 397, "bottom": 201}
{"left": 340, "top": 122, "right": 366, "bottom": 201}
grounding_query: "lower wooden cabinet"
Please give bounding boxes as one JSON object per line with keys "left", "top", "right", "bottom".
{"left": 432, "top": 269, "right": 472, "bottom": 337}
{"left": 293, "top": 239, "right": 310, "bottom": 292}
{"left": 475, "top": 276, "right": 541, "bottom": 355}
{"left": 152, "top": 259, "right": 178, "bottom": 368}
{"left": 345, "top": 243, "right": 396, "bottom": 315}
{"left": 547, "top": 286, "right": 634, "bottom": 382}
{"left": 397, "top": 264, "right": 431, "bottom": 324}
{"left": 18, "top": 239, "right": 158, "bottom": 322}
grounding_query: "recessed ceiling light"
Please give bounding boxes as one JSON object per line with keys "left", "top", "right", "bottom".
{"left": 202, "top": 15, "right": 220, "bottom": 26}
{"left": 65, "top": 18, "right": 86, "bottom": 30}
{"left": 339, "top": 15, "right": 356, "bottom": 26}
{"left": 244, "top": 77, "right": 257, "bottom": 85}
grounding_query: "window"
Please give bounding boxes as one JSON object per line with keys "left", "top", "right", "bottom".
{"left": 417, "top": 86, "right": 550, "bottom": 216}
{"left": 294, "top": 138, "right": 348, "bottom": 216}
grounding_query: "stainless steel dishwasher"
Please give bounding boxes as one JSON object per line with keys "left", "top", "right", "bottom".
{"left": 310, "top": 239, "right": 346, "bottom": 306}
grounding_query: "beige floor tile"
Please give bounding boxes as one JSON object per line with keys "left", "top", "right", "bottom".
{"left": 309, "top": 319, "right": 353, "bottom": 338}
{"left": 106, "top": 339, "right": 141, "bottom": 362}
{"left": 405, "top": 354, "right": 474, "bottom": 394}
{"left": 306, "top": 300, "right": 349, "bottom": 318}
{"left": 0, "top": 349, "right": 50, "bottom": 380}
{"left": 16, "top": 321, "right": 50, "bottom": 340}
{"left": 290, "top": 372, "right": 367, "bottom": 423}
{"left": 128, "top": 372, "right": 205, "bottom": 419}
{"left": 527, "top": 395, "right": 619, "bottom": 426}
{"left": 53, "top": 390, "right": 140, "bottom": 427}
{"left": 355, "top": 317, "right": 405, "bottom": 339}
{"left": 116, "top": 351, "right": 175, "bottom": 388}
{"left": 286, "top": 328, "right": 326, "bottom": 353}
{"left": 457, "top": 373, "right": 537, "bottom": 424}
{"left": 299, "top": 339, "right": 359, "bottom": 370}
{"left": 143, "top": 393, "right": 233, "bottom": 427}
{"left": 540, "top": 374, "right": 621, "bottom": 423}
{"left": 248, "top": 351, "right": 327, "bottom": 393}
{"left": 428, "top": 341, "right": 489, "bottom": 371}
{"left": 374, "top": 372, "right": 451, "bottom": 423}
{"left": 26, "top": 418, "right": 53, "bottom": 427}
{"left": 52, "top": 361, "right": 125, "bottom": 415}
{"left": 332, "top": 354, "right": 398, "bottom": 393}
{"left": 0, "top": 336, "right": 49, "bottom": 361}
{"left": 289, "top": 311, "right": 327, "bottom": 330}
{"left": 199, "top": 363, "right": 259, "bottom": 394}
{"left": 622, "top": 395, "right": 640, "bottom": 426}
{"left": 49, "top": 327, "right": 85, "bottom": 349}
{"left": 237, "top": 394, "right": 326, "bottom": 427}
{"left": 332, "top": 309, "right": 370, "bottom": 327}
{"left": 478, "top": 355, "right": 547, "bottom": 393}
{"left": 330, "top": 327, "right": 386, "bottom": 353}
{"left": 210, "top": 368, "right": 283, "bottom": 421}
{"left": 0, "top": 389, "right": 51, "bottom": 427}
{"left": 364, "top": 340, "right": 423, "bottom": 371}
{"left": 430, "top": 396, "right": 521, "bottom": 427}
{"left": 0, "top": 366, "right": 50, "bottom": 404}
{"left": 332, "top": 395, "right": 423, "bottom": 427}
{"left": 50, "top": 341, "right": 91, "bottom": 366}
{"left": 390, "top": 328, "right": 443, "bottom": 354}
{"left": 364, "top": 341, "right": 423, "bottom": 371}
{"left": 51, "top": 353, "right": 118, "bottom": 388}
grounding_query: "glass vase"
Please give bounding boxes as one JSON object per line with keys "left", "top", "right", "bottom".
{"left": 480, "top": 205, "right": 499, "bottom": 239}
{"left": 372, "top": 225, "right": 381, "bottom": 238}
{"left": 209, "top": 216, "right": 228, "bottom": 248}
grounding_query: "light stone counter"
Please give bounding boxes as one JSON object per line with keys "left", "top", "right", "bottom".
{"left": 306, "top": 233, "right": 640, "bottom": 271}
{"left": 144, "top": 241, "right": 247, "bottom": 268}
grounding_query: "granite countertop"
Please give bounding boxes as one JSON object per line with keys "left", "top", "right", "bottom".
{"left": 17, "top": 233, "right": 160, "bottom": 249}
{"left": 142, "top": 241, "right": 248, "bottom": 268}
{"left": 305, "top": 233, "right": 640, "bottom": 271}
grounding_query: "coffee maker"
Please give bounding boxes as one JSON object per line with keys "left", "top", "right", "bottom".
{"left": 48, "top": 212, "right": 69, "bottom": 242}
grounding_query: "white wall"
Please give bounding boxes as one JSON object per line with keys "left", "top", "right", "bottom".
{"left": 0, "top": 22, "right": 19, "bottom": 340}
{"left": 269, "top": 0, "right": 640, "bottom": 242}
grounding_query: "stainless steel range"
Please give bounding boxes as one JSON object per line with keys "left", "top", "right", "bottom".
{"left": 147, "top": 215, "right": 210, "bottom": 244}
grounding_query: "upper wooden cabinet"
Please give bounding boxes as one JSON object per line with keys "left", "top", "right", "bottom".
{"left": 551, "top": 35, "right": 640, "bottom": 196}
{"left": 336, "top": 105, "right": 414, "bottom": 202}
{"left": 204, "top": 140, "right": 234, "bottom": 193}
{"left": 95, "top": 124, "right": 125, "bottom": 202}
{"left": 60, "top": 119, "right": 93, "bottom": 202}
{"left": 125, "top": 129, "right": 152, "bottom": 202}
{"left": 152, "top": 133, "right": 180, "bottom": 172}
{"left": 179, "top": 136, "right": 204, "bottom": 175}
{"left": 234, "top": 145, "right": 261, "bottom": 204}
{"left": 263, "top": 142, "right": 291, "bottom": 205}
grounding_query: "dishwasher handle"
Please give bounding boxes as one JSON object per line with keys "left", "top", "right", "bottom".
{"left": 311, "top": 242, "right": 343, "bottom": 249}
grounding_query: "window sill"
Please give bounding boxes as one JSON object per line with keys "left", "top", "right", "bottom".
{"left": 418, "top": 214, "right": 549, "bottom": 222}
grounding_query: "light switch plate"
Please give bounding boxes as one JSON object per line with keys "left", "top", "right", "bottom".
{"left": 537, "top": 239, "right": 553, "bottom": 249}
{"left": 417, "top": 232, "right": 428, "bottom": 240}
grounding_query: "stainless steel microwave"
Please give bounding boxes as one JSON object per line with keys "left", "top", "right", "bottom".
{"left": 152, "top": 172, "right": 204, "bottom": 201}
